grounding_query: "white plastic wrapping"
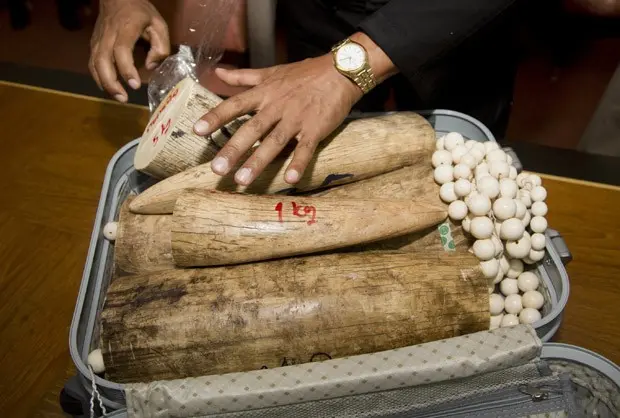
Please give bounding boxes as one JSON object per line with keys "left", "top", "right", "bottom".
{"left": 147, "top": 0, "right": 240, "bottom": 112}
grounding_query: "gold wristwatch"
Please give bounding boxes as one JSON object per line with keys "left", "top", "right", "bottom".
{"left": 331, "top": 38, "right": 377, "bottom": 94}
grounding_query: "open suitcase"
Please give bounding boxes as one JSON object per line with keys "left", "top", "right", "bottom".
{"left": 61, "top": 111, "right": 620, "bottom": 417}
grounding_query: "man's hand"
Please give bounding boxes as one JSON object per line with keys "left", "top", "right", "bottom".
{"left": 89, "top": 0, "right": 170, "bottom": 102}
{"left": 193, "top": 33, "right": 396, "bottom": 187}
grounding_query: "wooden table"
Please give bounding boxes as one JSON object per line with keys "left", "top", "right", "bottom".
{"left": 0, "top": 81, "right": 618, "bottom": 417}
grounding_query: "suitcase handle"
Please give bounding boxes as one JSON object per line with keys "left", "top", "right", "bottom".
{"left": 546, "top": 229, "right": 573, "bottom": 266}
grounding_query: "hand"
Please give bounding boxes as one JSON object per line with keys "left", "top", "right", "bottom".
{"left": 193, "top": 56, "right": 364, "bottom": 186}
{"left": 89, "top": 0, "right": 170, "bottom": 102}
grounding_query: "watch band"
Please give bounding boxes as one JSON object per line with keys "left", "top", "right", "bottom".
{"left": 353, "top": 67, "right": 377, "bottom": 94}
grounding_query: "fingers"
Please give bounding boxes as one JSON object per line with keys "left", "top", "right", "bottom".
{"left": 284, "top": 132, "right": 320, "bottom": 184}
{"left": 209, "top": 106, "right": 280, "bottom": 177}
{"left": 114, "top": 24, "right": 144, "bottom": 90}
{"left": 88, "top": 46, "right": 103, "bottom": 91}
{"left": 234, "top": 120, "right": 300, "bottom": 186}
{"left": 215, "top": 67, "right": 277, "bottom": 87}
{"left": 93, "top": 35, "right": 128, "bottom": 102}
{"left": 143, "top": 20, "right": 170, "bottom": 70}
{"left": 194, "top": 90, "right": 259, "bottom": 137}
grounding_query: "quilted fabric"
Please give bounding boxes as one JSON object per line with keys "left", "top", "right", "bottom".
{"left": 125, "top": 325, "right": 541, "bottom": 417}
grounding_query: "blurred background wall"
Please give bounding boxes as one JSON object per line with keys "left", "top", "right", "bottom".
{"left": 0, "top": 0, "right": 618, "bottom": 154}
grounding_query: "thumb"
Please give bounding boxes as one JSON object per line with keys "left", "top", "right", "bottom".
{"left": 215, "top": 66, "right": 278, "bottom": 87}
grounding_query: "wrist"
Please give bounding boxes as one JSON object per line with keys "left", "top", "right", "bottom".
{"left": 349, "top": 32, "right": 398, "bottom": 82}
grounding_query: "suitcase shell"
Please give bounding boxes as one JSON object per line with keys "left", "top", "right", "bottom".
{"left": 65, "top": 110, "right": 579, "bottom": 416}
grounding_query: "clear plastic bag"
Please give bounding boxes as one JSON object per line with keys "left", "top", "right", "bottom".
{"left": 147, "top": 0, "right": 240, "bottom": 112}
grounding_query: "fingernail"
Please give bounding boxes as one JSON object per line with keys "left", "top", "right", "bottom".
{"left": 285, "top": 169, "right": 300, "bottom": 183}
{"left": 194, "top": 120, "right": 210, "bottom": 135}
{"left": 211, "top": 157, "right": 229, "bottom": 174}
{"left": 128, "top": 78, "right": 140, "bottom": 90}
{"left": 235, "top": 168, "right": 252, "bottom": 185}
{"left": 114, "top": 94, "right": 127, "bottom": 103}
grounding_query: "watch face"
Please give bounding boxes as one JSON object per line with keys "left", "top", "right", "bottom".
{"left": 336, "top": 43, "right": 365, "bottom": 71}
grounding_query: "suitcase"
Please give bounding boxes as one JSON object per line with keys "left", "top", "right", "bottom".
{"left": 61, "top": 111, "right": 618, "bottom": 417}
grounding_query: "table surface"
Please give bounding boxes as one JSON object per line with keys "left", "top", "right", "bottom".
{"left": 0, "top": 81, "right": 619, "bottom": 417}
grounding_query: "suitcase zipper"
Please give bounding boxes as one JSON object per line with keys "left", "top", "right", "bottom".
{"left": 391, "top": 378, "right": 576, "bottom": 418}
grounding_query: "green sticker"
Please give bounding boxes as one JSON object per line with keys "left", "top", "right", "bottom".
{"left": 438, "top": 221, "right": 456, "bottom": 252}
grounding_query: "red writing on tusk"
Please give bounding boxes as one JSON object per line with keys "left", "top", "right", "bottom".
{"left": 275, "top": 201, "right": 317, "bottom": 225}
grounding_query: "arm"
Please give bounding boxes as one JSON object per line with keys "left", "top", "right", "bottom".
{"left": 357, "top": 0, "right": 525, "bottom": 93}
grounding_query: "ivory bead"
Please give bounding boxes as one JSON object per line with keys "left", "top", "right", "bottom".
{"left": 521, "top": 210, "right": 531, "bottom": 228}
{"left": 529, "top": 248, "right": 545, "bottom": 262}
{"left": 500, "top": 278, "right": 519, "bottom": 296}
{"left": 486, "top": 149, "right": 507, "bottom": 162}
{"left": 506, "top": 258, "right": 524, "bottom": 279}
{"left": 465, "top": 139, "right": 477, "bottom": 149}
{"left": 470, "top": 148, "right": 485, "bottom": 163}
{"left": 454, "top": 163, "right": 472, "bottom": 180}
{"left": 462, "top": 215, "right": 472, "bottom": 233}
{"left": 103, "top": 222, "right": 118, "bottom": 241}
{"left": 509, "top": 166, "right": 518, "bottom": 180}
{"left": 493, "top": 268, "right": 504, "bottom": 285}
{"left": 454, "top": 179, "right": 472, "bottom": 198}
{"left": 519, "top": 190, "right": 532, "bottom": 208}
{"left": 444, "top": 132, "right": 464, "bottom": 151}
{"left": 484, "top": 141, "right": 500, "bottom": 153}
{"left": 493, "top": 197, "right": 517, "bottom": 220}
{"left": 434, "top": 165, "right": 454, "bottom": 185}
{"left": 522, "top": 290, "right": 545, "bottom": 310}
{"left": 525, "top": 174, "right": 542, "bottom": 188}
{"left": 475, "top": 162, "right": 489, "bottom": 176}
{"left": 499, "top": 179, "right": 518, "bottom": 199}
{"left": 523, "top": 256, "right": 536, "bottom": 265}
{"left": 530, "top": 216, "right": 548, "bottom": 233}
{"left": 530, "top": 186, "right": 547, "bottom": 202}
{"left": 500, "top": 218, "right": 525, "bottom": 241}
{"left": 514, "top": 199, "right": 527, "bottom": 219}
{"left": 506, "top": 235, "right": 532, "bottom": 259}
{"left": 88, "top": 349, "right": 106, "bottom": 374}
{"left": 452, "top": 145, "right": 469, "bottom": 164}
{"left": 480, "top": 258, "right": 500, "bottom": 279}
{"left": 448, "top": 200, "right": 468, "bottom": 221}
{"left": 516, "top": 172, "right": 529, "bottom": 188}
{"left": 531, "top": 233, "right": 546, "bottom": 251}
{"left": 473, "top": 239, "right": 495, "bottom": 261}
{"left": 489, "top": 286, "right": 496, "bottom": 295}
{"left": 504, "top": 294, "right": 523, "bottom": 314}
{"left": 499, "top": 255, "right": 510, "bottom": 274}
{"left": 436, "top": 136, "right": 445, "bottom": 150}
{"left": 477, "top": 176, "right": 500, "bottom": 199}
{"left": 501, "top": 314, "right": 519, "bottom": 327}
{"left": 489, "top": 161, "right": 510, "bottom": 180}
{"left": 531, "top": 201, "right": 548, "bottom": 217}
{"left": 490, "top": 314, "right": 504, "bottom": 330}
{"left": 461, "top": 154, "right": 478, "bottom": 170}
{"left": 491, "top": 235, "right": 504, "bottom": 257}
{"left": 489, "top": 293, "right": 505, "bottom": 315}
{"left": 517, "top": 271, "right": 539, "bottom": 292}
{"left": 432, "top": 150, "right": 453, "bottom": 167}
{"left": 467, "top": 194, "right": 492, "bottom": 216}
{"left": 440, "top": 182, "right": 458, "bottom": 203}
{"left": 519, "top": 308, "right": 542, "bottom": 325}
{"left": 470, "top": 216, "right": 494, "bottom": 239}
{"left": 474, "top": 141, "right": 486, "bottom": 154}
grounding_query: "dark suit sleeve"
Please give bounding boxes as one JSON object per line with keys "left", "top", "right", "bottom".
{"left": 358, "top": 0, "right": 525, "bottom": 82}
